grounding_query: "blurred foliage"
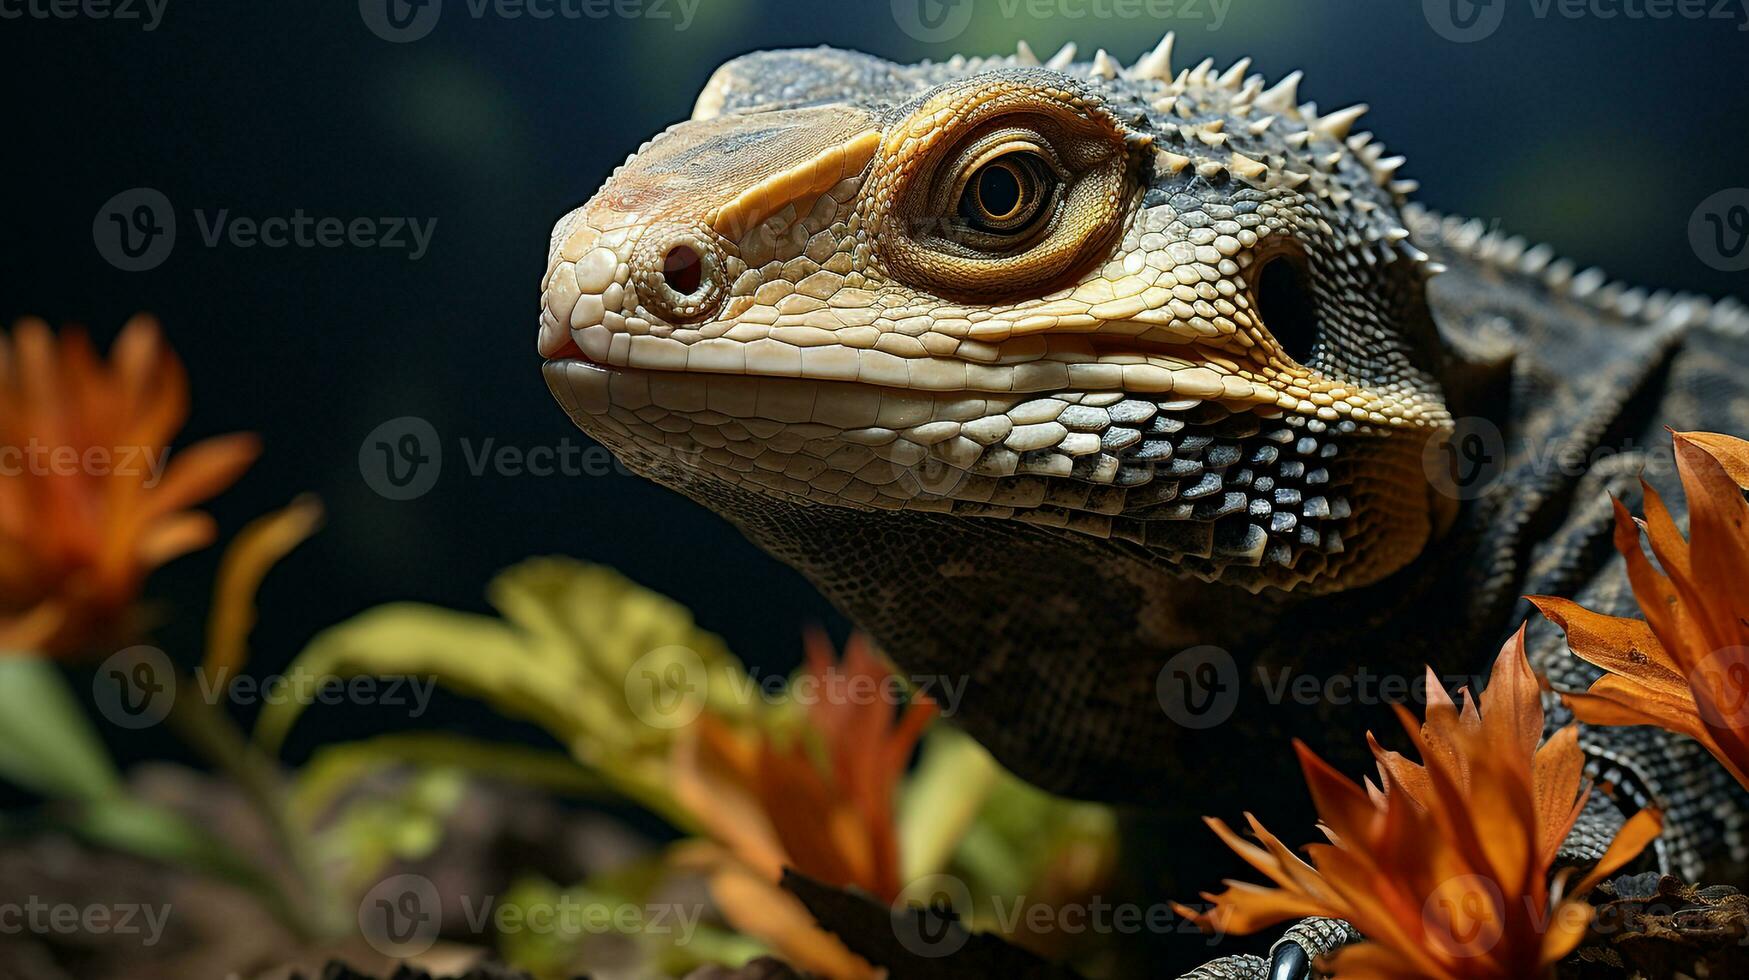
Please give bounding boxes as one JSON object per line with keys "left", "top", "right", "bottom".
{"left": 257, "top": 557, "right": 755, "bottom": 829}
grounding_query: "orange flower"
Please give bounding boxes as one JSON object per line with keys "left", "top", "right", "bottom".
{"left": 0, "top": 316, "right": 259, "bottom": 656}
{"left": 1532, "top": 431, "right": 1749, "bottom": 791}
{"left": 1175, "top": 629, "right": 1662, "bottom": 980}
{"left": 673, "top": 631, "right": 937, "bottom": 978}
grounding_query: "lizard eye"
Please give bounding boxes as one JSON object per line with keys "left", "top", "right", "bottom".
{"left": 878, "top": 106, "right": 1135, "bottom": 299}
{"left": 957, "top": 150, "right": 1054, "bottom": 236}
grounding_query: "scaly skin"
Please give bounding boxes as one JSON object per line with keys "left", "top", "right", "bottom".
{"left": 539, "top": 37, "right": 1749, "bottom": 974}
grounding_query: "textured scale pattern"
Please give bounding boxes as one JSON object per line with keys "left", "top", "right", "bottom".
{"left": 538, "top": 36, "right": 1749, "bottom": 975}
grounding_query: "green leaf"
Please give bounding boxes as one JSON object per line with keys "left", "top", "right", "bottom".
{"left": 312, "top": 768, "right": 467, "bottom": 895}
{"left": 291, "top": 732, "right": 608, "bottom": 828}
{"left": 0, "top": 656, "right": 123, "bottom": 801}
{"left": 898, "top": 727, "right": 1001, "bottom": 882}
{"left": 64, "top": 796, "right": 311, "bottom": 936}
{"left": 255, "top": 558, "right": 754, "bottom": 829}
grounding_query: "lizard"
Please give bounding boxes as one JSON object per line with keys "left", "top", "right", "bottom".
{"left": 536, "top": 35, "right": 1749, "bottom": 977}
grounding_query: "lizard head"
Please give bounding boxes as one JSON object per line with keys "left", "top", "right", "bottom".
{"left": 541, "top": 40, "right": 1456, "bottom": 597}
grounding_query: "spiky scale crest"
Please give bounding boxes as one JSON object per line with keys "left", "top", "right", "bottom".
{"left": 1006, "top": 32, "right": 1431, "bottom": 273}
{"left": 1402, "top": 203, "right": 1749, "bottom": 336}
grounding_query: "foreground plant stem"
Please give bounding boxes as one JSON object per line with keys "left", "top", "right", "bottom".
{"left": 167, "top": 683, "right": 345, "bottom": 940}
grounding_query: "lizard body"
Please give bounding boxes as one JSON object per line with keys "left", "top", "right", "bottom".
{"left": 537, "top": 37, "right": 1749, "bottom": 971}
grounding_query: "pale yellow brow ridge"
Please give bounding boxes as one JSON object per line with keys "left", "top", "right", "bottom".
{"left": 708, "top": 130, "right": 882, "bottom": 240}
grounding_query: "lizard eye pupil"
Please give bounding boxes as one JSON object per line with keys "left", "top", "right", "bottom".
{"left": 976, "top": 162, "right": 1023, "bottom": 220}
{"left": 663, "top": 244, "right": 703, "bottom": 296}
{"left": 958, "top": 153, "right": 1050, "bottom": 234}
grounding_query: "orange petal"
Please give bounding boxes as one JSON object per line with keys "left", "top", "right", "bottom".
{"left": 203, "top": 495, "right": 323, "bottom": 675}
{"left": 1572, "top": 807, "right": 1663, "bottom": 896}
{"left": 1680, "top": 430, "right": 1749, "bottom": 491}
{"left": 135, "top": 511, "right": 218, "bottom": 569}
{"left": 671, "top": 717, "right": 789, "bottom": 882}
{"left": 1530, "top": 597, "right": 1690, "bottom": 698}
{"left": 1479, "top": 626, "right": 1545, "bottom": 763}
{"left": 1538, "top": 897, "right": 1597, "bottom": 969}
{"left": 1531, "top": 725, "right": 1588, "bottom": 866}
{"left": 708, "top": 861, "right": 879, "bottom": 980}
{"left": 140, "top": 432, "right": 260, "bottom": 521}
{"left": 0, "top": 599, "right": 68, "bottom": 653}
{"left": 1560, "top": 678, "right": 1706, "bottom": 744}
{"left": 1184, "top": 878, "right": 1330, "bottom": 935}
{"left": 1295, "top": 740, "right": 1382, "bottom": 848}
{"left": 1671, "top": 433, "right": 1749, "bottom": 655}
{"left": 1323, "top": 941, "right": 1437, "bottom": 980}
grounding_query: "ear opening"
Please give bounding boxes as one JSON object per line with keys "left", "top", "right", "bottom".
{"left": 1253, "top": 251, "right": 1322, "bottom": 364}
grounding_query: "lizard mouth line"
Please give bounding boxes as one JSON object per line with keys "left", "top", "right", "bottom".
{"left": 539, "top": 318, "right": 1306, "bottom": 410}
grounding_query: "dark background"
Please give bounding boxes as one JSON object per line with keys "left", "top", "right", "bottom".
{"left": 3, "top": 0, "right": 1747, "bottom": 766}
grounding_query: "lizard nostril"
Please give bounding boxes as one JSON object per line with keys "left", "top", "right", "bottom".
{"left": 632, "top": 224, "right": 725, "bottom": 323}
{"left": 662, "top": 244, "right": 703, "bottom": 297}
